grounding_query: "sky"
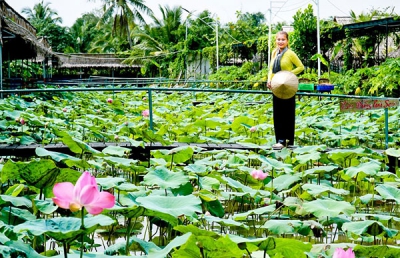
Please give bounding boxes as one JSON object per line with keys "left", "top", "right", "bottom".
{"left": 9, "top": 0, "right": 400, "bottom": 27}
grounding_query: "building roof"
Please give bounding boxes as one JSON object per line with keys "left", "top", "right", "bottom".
{"left": 333, "top": 16, "right": 353, "bottom": 25}
{"left": 1, "top": 0, "right": 56, "bottom": 61}
{"left": 328, "top": 17, "right": 400, "bottom": 40}
{"left": 57, "top": 53, "right": 140, "bottom": 69}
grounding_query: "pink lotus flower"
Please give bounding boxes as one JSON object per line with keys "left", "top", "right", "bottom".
{"left": 333, "top": 247, "right": 355, "bottom": 258}
{"left": 251, "top": 169, "right": 268, "bottom": 180}
{"left": 53, "top": 171, "right": 115, "bottom": 215}
{"left": 250, "top": 126, "right": 257, "bottom": 132}
{"left": 62, "top": 107, "right": 67, "bottom": 112}
{"left": 19, "top": 118, "right": 25, "bottom": 125}
{"left": 142, "top": 109, "right": 150, "bottom": 117}
{"left": 107, "top": 98, "right": 113, "bottom": 103}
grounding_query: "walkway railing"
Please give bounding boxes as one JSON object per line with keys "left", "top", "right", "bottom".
{"left": 0, "top": 81, "right": 398, "bottom": 148}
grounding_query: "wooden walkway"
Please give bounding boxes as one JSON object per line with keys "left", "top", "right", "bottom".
{"left": 0, "top": 142, "right": 265, "bottom": 159}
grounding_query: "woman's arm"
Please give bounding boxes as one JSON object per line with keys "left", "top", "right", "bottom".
{"left": 289, "top": 51, "right": 304, "bottom": 75}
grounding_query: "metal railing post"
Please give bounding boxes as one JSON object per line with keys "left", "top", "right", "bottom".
{"left": 385, "top": 108, "right": 389, "bottom": 149}
{"left": 148, "top": 89, "right": 154, "bottom": 131}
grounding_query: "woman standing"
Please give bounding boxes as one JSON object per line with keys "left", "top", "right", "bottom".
{"left": 267, "top": 31, "right": 304, "bottom": 149}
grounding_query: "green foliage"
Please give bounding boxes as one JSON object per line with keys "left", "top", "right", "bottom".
{"left": 291, "top": 4, "right": 318, "bottom": 69}
{"left": 334, "top": 58, "right": 400, "bottom": 97}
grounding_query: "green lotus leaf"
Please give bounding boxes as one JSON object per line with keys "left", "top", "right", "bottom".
{"left": 2, "top": 207, "right": 35, "bottom": 221}
{"left": 375, "top": 184, "right": 400, "bottom": 203}
{"left": 142, "top": 166, "right": 189, "bottom": 189}
{"left": 199, "top": 176, "right": 221, "bottom": 191}
{"left": 301, "top": 165, "right": 338, "bottom": 177}
{"left": 96, "top": 177, "right": 126, "bottom": 190}
{"left": 105, "top": 235, "right": 159, "bottom": 256}
{"left": 33, "top": 199, "right": 58, "bottom": 215}
{"left": 142, "top": 129, "right": 170, "bottom": 145}
{"left": 302, "top": 183, "right": 350, "bottom": 196}
{"left": 0, "top": 195, "right": 32, "bottom": 208}
{"left": 4, "top": 184, "right": 24, "bottom": 196}
{"left": 358, "top": 194, "right": 383, "bottom": 204}
{"left": 61, "top": 135, "right": 100, "bottom": 155}
{"left": 265, "top": 174, "right": 301, "bottom": 191}
{"left": 151, "top": 146, "right": 194, "bottom": 164}
{"left": 351, "top": 213, "right": 400, "bottom": 222}
{"left": 174, "top": 224, "right": 219, "bottom": 237}
{"left": 19, "top": 136, "right": 37, "bottom": 145}
{"left": 147, "top": 233, "right": 192, "bottom": 257}
{"left": 267, "top": 238, "right": 312, "bottom": 257}
{"left": 136, "top": 195, "right": 202, "bottom": 225}
{"left": 342, "top": 220, "right": 397, "bottom": 238}
{"left": 101, "top": 145, "right": 131, "bottom": 157}
{"left": 1, "top": 241, "right": 44, "bottom": 258}
{"left": 345, "top": 161, "right": 381, "bottom": 178}
{"left": 1, "top": 159, "right": 59, "bottom": 189}
{"left": 292, "top": 145, "right": 327, "bottom": 154}
{"left": 35, "top": 147, "right": 81, "bottom": 162}
{"left": 262, "top": 219, "right": 302, "bottom": 235}
{"left": 114, "top": 182, "right": 142, "bottom": 192}
{"left": 327, "top": 148, "right": 366, "bottom": 167}
{"left": 295, "top": 152, "right": 322, "bottom": 164}
{"left": 102, "top": 156, "right": 139, "bottom": 168}
{"left": 302, "top": 199, "right": 355, "bottom": 217}
{"left": 257, "top": 155, "right": 293, "bottom": 173}
{"left": 13, "top": 215, "right": 115, "bottom": 242}
{"left": 228, "top": 234, "right": 274, "bottom": 252}
{"left": 222, "top": 176, "right": 257, "bottom": 196}
{"left": 203, "top": 215, "right": 249, "bottom": 230}
{"left": 184, "top": 163, "right": 210, "bottom": 176}
{"left": 233, "top": 205, "right": 276, "bottom": 221}
{"left": 204, "top": 199, "right": 225, "bottom": 218}
{"left": 198, "top": 189, "right": 219, "bottom": 202}
{"left": 385, "top": 148, "right": 400, "bottom": 158}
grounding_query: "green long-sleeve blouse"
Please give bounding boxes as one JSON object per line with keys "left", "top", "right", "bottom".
{"left": 267, "top": 48, "right": 304, "bottom": 82}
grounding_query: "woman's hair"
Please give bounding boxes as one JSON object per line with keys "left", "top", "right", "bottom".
{"left": 276, "top": 31, "right": 289, "bottom": 41}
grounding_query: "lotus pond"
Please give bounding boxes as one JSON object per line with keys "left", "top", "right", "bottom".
{"left": 1, "top": 87, "right": 400, "bottom": 258}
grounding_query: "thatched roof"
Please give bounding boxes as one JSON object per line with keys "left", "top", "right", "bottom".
{"left": 0, "top": 0, "right": 56, "bottom": 61}
{"left": 57, "top": 53, "right": 140, "bottom": 69}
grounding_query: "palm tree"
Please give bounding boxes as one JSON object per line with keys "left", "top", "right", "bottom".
{"left": 91, "top": 0, "right": 153, "bottom": 48}
{"left": 21, "top": 1, "right": 73, "bottom": 53}
{"left": 124, "top": 5, "right": 185, "bottom": 77}
{"left": 22, "top": 0, "right": 62, "bottom": 30}
{"left": 70, "top": 13, "right": 102, "bottom": 53}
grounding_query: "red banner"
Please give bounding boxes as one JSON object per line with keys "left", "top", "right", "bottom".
{"left": 340, "top": 99, "right": 399, "bottom": 112}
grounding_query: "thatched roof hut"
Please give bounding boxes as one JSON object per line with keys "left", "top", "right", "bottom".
{"left": 57, "top": 53, "right": 140, "bottom": 69}
{"left": 0, "top": 0, "right": 56, "bottom": 61}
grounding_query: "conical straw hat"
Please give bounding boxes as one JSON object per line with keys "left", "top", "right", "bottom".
{"left": 271, "top": 71, "right": 299, "bottom": 99}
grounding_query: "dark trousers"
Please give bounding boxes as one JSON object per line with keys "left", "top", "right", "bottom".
{"left": 273, "top": 95, "right": 296, "bottom": 146}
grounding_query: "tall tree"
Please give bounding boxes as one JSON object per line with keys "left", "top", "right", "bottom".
{"left": 91, "top": 0, "right": 153, "bottom": 48}
{"left": 69, "top": 13, "right": 102, "bottom": 53}
{"left": 125, "top": 5, "right": 185, "bottom": 77}
{"left": 290, "top": 4, "right": 317, "bottom": 70}
{"left": 22, "top": 1, "right": 73, "bottom": 53}
{"left": 21, "top": 0, "right": 62, "bottom": 28}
